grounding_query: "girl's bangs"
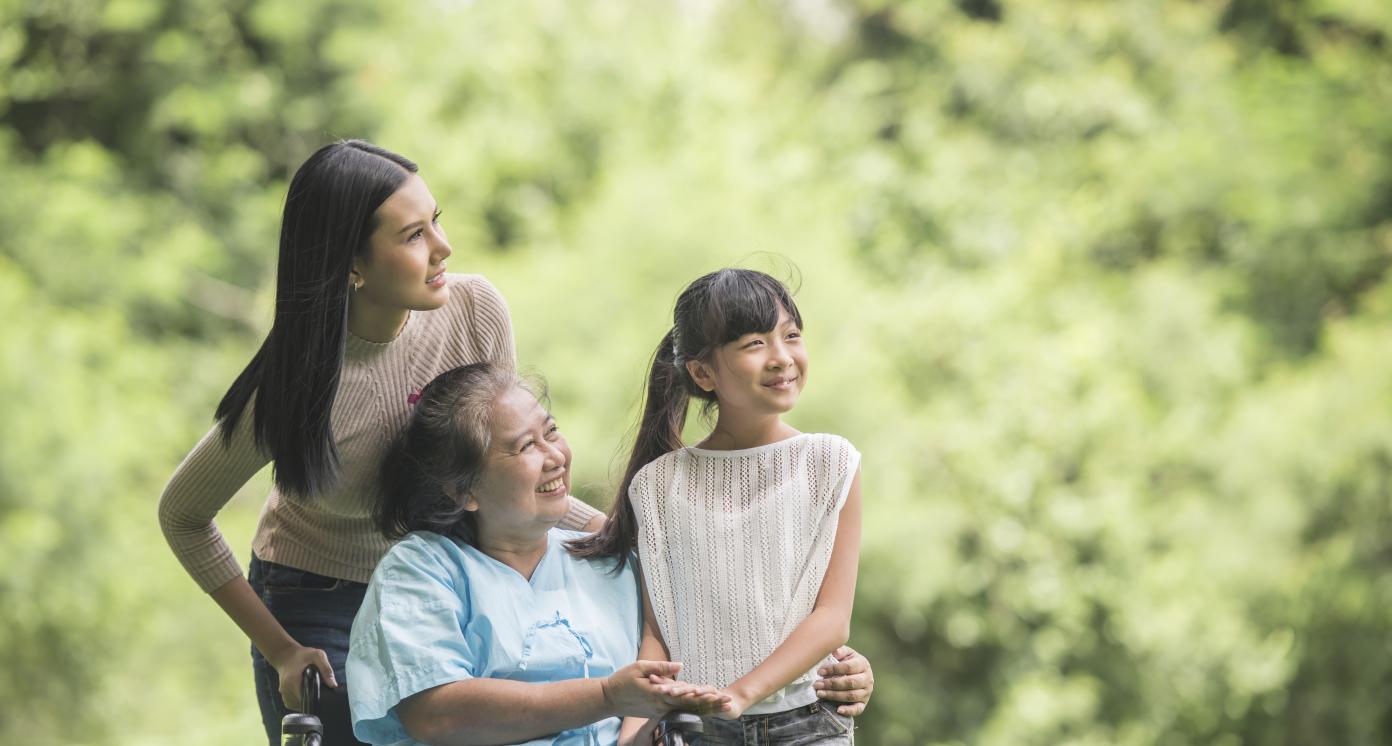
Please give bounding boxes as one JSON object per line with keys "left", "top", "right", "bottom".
{"left": 704, "top": 271, "right": 803, "bottom": 345}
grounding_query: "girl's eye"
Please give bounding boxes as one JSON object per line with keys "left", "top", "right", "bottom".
{"left": 433, "top": 210, "right": 442, "bottom": 224}
{"left": 545, "top": 424, "right": 561, "bottom": 440}
{"left": 408, "top": 228, "right": 424, "bottom": 242}
{"left": 743, "top": 339, "right": 764, "bottom": 349}
{"left": 786, "top": 331, "right": 802, "bottom": 341}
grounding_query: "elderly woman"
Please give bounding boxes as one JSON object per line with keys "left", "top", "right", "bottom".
{"left": 346, "top": 363, "right": 872, "bottom": 745}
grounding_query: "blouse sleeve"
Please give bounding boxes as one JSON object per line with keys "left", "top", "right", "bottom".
{"left": 348, "top": 538, "right": 479, "bottom": 744}
{"left": 157, "top": 404, "right": 271, "bottom": 592}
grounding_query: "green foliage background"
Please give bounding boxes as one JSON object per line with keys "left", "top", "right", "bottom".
{"left": 2, "top": 0, "right": 1389, "bottom": 743}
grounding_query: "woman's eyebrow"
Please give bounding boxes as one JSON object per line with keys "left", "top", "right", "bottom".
{"left": 503, "top": 414, "right": 553, "bottom": 449}
{"left": 395, "top": 204, "right": 440, "bottom": 235}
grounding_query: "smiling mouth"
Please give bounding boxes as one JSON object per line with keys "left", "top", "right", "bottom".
{"left": 764, "top": 376, "right": 799, "bottom": 389}
{"left": 426, "top": 267, "right": 447, "bottom": 285}
{"left": 536, "top": 477, "right": 565, "bottom": 493}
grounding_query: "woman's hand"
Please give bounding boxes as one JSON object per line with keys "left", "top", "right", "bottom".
{"left": 814, "top": 645, "right": 875, "bottom": 717}
{"left": 603, "top": 660, "right": 689, "bottom": 718}
{"left": 271, "top": 644, "right": 337, "bottom": 711}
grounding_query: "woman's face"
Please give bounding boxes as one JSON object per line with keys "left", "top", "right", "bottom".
{"left": 466, "top": 386, "right": 574, "bottom": 543}
{"left": 350, "top": 173, "right": 453, "bottom": 312}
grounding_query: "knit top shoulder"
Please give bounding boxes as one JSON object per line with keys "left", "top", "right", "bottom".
{"left": 158, "top": 274, "right": 600, "bottom": 592}
{"left": 631, "top": 432, "right": 861, "bottom": 715}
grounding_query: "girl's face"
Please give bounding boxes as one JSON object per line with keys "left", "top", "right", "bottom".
{"left": 350, "top": 173, "right": 453, "bottom": 313}
{"left": 466, "top": 386, "right": 574, "bottom": 542}
{"left": 688, "top": 306, "right": 808, "bottom": 417}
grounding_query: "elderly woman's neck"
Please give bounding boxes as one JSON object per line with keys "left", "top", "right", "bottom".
{"left": 475, "top": 532, "right": 551, "bottom": 580}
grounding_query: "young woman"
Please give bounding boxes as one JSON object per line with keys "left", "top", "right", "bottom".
{"left": 156, "top": 140, "right": 603, "bottom": 745}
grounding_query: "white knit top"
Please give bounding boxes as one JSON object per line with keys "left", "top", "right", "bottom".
{"left": 632, "top": 433, "right": 861, "bottom": 715}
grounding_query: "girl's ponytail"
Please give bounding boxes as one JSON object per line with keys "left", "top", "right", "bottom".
{"left": 567, "top": 328, "right": 699, "bottom": 570}
{"left": 567, "top": 267, "right": 801, "bottom": 570}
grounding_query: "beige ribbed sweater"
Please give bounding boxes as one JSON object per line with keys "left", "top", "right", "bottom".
{"left": 158, "top": 274, "right": 600, "bottom": 592}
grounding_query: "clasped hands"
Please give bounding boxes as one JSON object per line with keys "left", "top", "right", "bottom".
{"left": 603, "top": 645, "right": 874, "bottom": 722}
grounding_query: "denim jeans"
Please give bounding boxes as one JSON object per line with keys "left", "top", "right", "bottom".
{"left": 698, "top": 703, "right": 855, "bottom": 746}
{"left": 248, "top": 555, "right": 369, "bottom": 746}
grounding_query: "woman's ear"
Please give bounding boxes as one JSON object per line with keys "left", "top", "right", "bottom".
{"left": 686, "top": 358, "right": 716, "bottom": 393}
{"left": 348, "top": 262, "right": 365, "bottom": 291}
{"left": 443, "top": 483, "right": 480, "bottom": 512}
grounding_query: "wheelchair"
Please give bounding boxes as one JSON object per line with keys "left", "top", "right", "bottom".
{"left": 282, "top": 667, "right": 705, "bottom": 746}
{"left": 279, "top": 667, "right": 360, "bottom": 745}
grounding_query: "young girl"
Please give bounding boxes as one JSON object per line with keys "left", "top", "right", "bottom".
{"left": 571, "top": 268, "right": 862, "bottom": 745}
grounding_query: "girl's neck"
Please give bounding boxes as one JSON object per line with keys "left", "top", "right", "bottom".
{"left": 474, "top": 531, "right": 550, "bottom": 581}
{"left": 347, "top": 297, "right": 410, "bottom": 343}
{"left": 695, "top": 412, "right": 800, "bottom": 451}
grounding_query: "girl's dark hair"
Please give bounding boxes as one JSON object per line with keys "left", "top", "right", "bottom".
{"left": 216, "top": 139, "right": 418, "bottom": 498}
{"left": 567, "top": 268, "right": 802, "bottom": 569}
{"left": 376, "top": 362, "right": 529, "bottom": 544}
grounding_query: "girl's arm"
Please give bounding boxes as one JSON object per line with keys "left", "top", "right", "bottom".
{"left": 676, "top": 469, "right": 862, "bottom": 719}
{"left": 618, "top": 564, "right": 730, "bottom": 746}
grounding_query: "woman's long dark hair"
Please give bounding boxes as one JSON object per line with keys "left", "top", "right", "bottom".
{"left": 216, "top": 139, "right": 418, "bottom": 498}
{"left": 567, "top": 268, "right": 802, "bottom": 570}
{"left": 376, "top": 363, "right": 528, "bottom": 545}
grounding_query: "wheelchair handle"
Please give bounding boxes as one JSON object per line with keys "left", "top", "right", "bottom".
{"left": 658, "top": 711, "right": 704, "bottom": 746}
{"left": 301, "top": 665, "right": 322, "bottom": 715}
{"left": 280, "top": 667, "right": 325, "bottom": 745}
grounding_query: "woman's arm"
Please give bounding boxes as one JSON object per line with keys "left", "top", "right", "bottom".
{"left": 397, "top": 660, "right": 680, "bottom": 746}
{"left": 666, "top": 469, "right": 862, "bottom": 719}
{"left": 158, "top": 416, "right": 334, "bottom": 707}
{"left": 210, "top": 575, "right": 337, "bottom": 709}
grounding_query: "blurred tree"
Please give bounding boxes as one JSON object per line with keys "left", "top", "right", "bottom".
{"left": 1, "top": 0, "right": 1389, "bottom": 743}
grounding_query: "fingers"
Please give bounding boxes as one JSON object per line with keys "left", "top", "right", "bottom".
{"left": 818, "top": 657, "right": 868, "bottom": 678}
{"left": 832, "top": 645, "right": 856, "bottom": 661}
{"left": 635, "top": 659, "right": 682, "bottom": 678}
{"left": 814, "top": 673, "right": 869, "bottom": 691}
{"left": 652, "top": 683, "right": 732, "bottom": 714}
{"left": 814, "top": 686, "right": 870, "bottom": 703}
{"left": 314, "top": 650, "right": 338, "bottom": 688}
{"left": 836, "top": 702, "right": 867, "bottom": 717}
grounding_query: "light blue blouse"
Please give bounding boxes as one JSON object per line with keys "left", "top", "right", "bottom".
{"left": 347, "top": 528, "right": 640, "bottom": 746}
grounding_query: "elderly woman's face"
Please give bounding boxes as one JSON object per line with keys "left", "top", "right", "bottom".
{"left": 468, "top": 385, "right": 573, "bottom": 540}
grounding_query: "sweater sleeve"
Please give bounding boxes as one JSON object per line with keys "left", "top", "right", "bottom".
{"left": 157, "top": 405, "right": 270, "bottom": 593}
{"left": 558, "top": 497, "right": 602, "bottom": 530}
{"left": 466, "top": 275, "right": 517, "bottom": 369}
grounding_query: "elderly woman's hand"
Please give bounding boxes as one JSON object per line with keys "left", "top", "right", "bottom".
{"left": 606, "top": 660, "right": 732, "bottom": 718}
{"left": 813, "top": 645, "right": 875, "bottom": 717}
{"left": 602, "top": 660, "right": 686, "bottom": 718}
